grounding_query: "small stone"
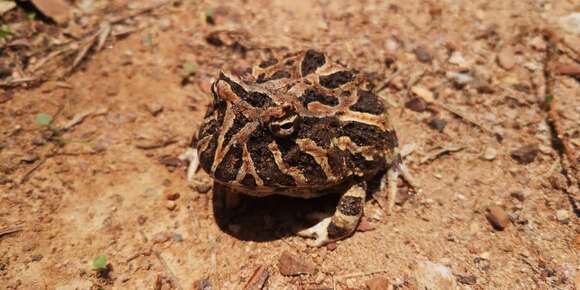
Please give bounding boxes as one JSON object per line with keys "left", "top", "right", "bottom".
{"left": 356, "top": 218, "right": 376, "bottom": 232}
{"left": 428, "top": 117, "right": 447, "bottom": 132}
{"left": 145, "top": 103, "right": 164, "bottom": 116}
{"left": 414, "top": 261, "right": 458, "bottom": 290}
{"left": 159, "top": 155, "right": 182, "bottom": 168}
{"left": 414, "top": 46, "right": 433, "bottom": 63}
{"left": 195, "top": 182, "right": 212, "bottom": 194}
{"left": 326, "top": 242, "right": 337, "bottom": 251}
{"left": 278, "top": 251, "right": 316, "bottom": 276}
{"left": 446, "top": 71, "right": 473, "bottom": 86}
{"left": 486, "top": 206, "right": 510, "bottom": 230}
{"left": 164, "top": 191, "right": 180, "bottom": 201}
{"left": 243, "top": 265, "right": 269, "bottom": 290}
{"left": 497, "top": 47, "right": 516, "bottom": 70}
{"left": 365, "top": 276, "right": 390, "bottom": 290}
{"left": 411, "top": 86, "right": 434, "bottom": 102}
{"left": 448, "top": 51, "right": 467, "bottom": 66}
{"left": 556, "top": 209, "right": 570, "bottom": 223}
{"left": 405, "top": 97, "right": 427, "bottom": 112}
{"left": 165, "top": 200, "right": 176, "bottom": 210}
{"left": 481, "top": 147, "right": 497, "bottom": 161}
{"left": 137, "top": 215, "right": 147, "bottom": 225}
{"left": 30, "top": 254, "right": 43, "bottom": 262}
{"left": 510, "top": 190, "right": 527, "bottom": 202}
{"left": 511, "top": 144, "right": 539, "bottom": 164}
{"left": 152, "top": 231, "right": 171, "bottom": 244}
{"left": 457, "top": 274, "right": 477, "bottom": 285}
{"left": 20, "top": 154, "right": 39, "bottom": 163}
{"left": 158, "top": 18, "right": 172, "bottom": 31}
{"left": 559, "top": 13, "right": 580, "bottom": 35}
{"left": 192, "top": 278, "right": 212, "bottom": 290}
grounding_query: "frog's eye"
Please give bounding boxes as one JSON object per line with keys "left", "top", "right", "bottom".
{"left": 268, "top": 113, "right": 301, "bottom": 138}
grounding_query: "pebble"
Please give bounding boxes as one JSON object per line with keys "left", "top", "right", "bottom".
{"left": 145, "top": 103, "right": 164, "bottom": 116}
{"left": 195, "top": 182, "right": 212, "bottom": 194}
{"left": 158, "top": 18, "right": 172, "bottom": 31}
{"left": 511, "top": 144, "right": 539, "bottom": 164}
{"left": 414, "top": 46, "right": 433, "bottom": 63}
{"left": 456, "top": 274, "right": 477, "bottom": 285}
{"left": 356, "top": 218, "right": 376, "bottom": 232}
{"left": 192, "top": 278, "right": 212, "bottom": 290}
{"left": 165, "top": 200, "right": 176, "bottom": 210}
{"left": 497, "top": 46, "right": 516, "bottom": 70}
{"left": 446, "top": 71, "right": 473, "bottom": 86}
{"left": 510, "top": 190, "right": 527, "bottom": 202}
{"left": 278, "top": 251, "right": 316, "bottom": 276}
{"left": 481, "top": 147, "right": 497, "bottom": 161}
{"left": 556, "top": 209, "right": 570, "bottom": 223}
{"left": 486, "top": 206, "right": 510, "bottom": 231}
{"left": 164, "top": 191, "right": 180, "bottom": 201}
{"left": 326, "top": 242, "right": 337, "bottom": 251}
{"left": 428, "top": 117, "right": 447, "bottom": 132}
{"left": 411, "top": 85, "right": 434, "bottom": 102}
{"left": 448, "top": 51, "right": 467, "bottom": 66}
{"left": 365, "top": 276, "right": 390, "bottom": 290}
{"left": 414, "top": 261, "right": 458, "bottom": 290}
{"left": 151, "top": 231, "right": 171, "bottom": 244}
{"left": 20, "top": 154, "right": 39, "bottom": 163}
{"left": 559, "top": 13, "right": 580, "bottom": 35}
{"left": 405, "top": 97, "right": 427, "bottom": 112}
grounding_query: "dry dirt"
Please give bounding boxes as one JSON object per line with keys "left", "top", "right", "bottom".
{"left": 1, "top": 0, "right": 579, "bottom": 289}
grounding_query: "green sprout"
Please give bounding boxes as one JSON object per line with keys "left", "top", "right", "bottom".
{"left": 182, "top": 63, "right": 197, "bottom": 76}
{"left": 92, "top": 255, "right": 108, "bottom": 271}
{"left": 0, "top": 25, "right": 12, "bottom": 40}
{"left": 544, "top": 95, "right": 553, "bottom": 109}
{"left": 35, "top": 113, "right": 53, "bottom": 126}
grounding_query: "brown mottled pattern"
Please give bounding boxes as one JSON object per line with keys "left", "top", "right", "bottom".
{"left": 196, "top": 49, "right": 399, "bottom": 197}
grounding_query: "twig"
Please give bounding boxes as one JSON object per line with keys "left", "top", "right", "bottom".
{"left": 374, "top": 69, "right": 403, "bottom": 94}
{"left": 420, "top": 144, "right": 464, "bottom": 164}
{"left": 154, "top": 251, "right": 184, "bottom": 290}
{"left": 335, "top": 268, "right": 389, "bottom": 280}
{"left": 436, "top": 101, "right": 496, "bottom": 136}
{"left": 0, "top": 226, "right": 23, "bottom": 238}
{"left": 543, "top": 31, "right": 580, "bottom": 214}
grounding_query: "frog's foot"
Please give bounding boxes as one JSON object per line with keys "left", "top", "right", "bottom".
{"left": 179, "top": 147, "right": 199, "bottom": 183}
{"left": 383, "top": 154, "right": 420, "bottom": 215}
{"left": 297, "top": 183, "right": 366, "bottom": 247}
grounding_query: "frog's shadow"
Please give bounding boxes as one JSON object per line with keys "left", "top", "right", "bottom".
{"left": 211, "top": 177, "right": 382, "bottom": 242}
{"left": 211, "top": 182, "right": 339, "bottom": 242}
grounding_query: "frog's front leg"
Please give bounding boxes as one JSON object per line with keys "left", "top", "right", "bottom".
{"left": 297, "top": 182, "right": 366, "bottom": 246}
{"left": 383, "top": 153, "right": 419, "bottom": 214}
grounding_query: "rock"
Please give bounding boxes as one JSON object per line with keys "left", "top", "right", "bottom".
{"left": 481, "top": 147, "right": 497, "bottom": 161}
{"left": 446, "top": 71, "right": 473, "bottom": 86}
{"left": 145, "top": 103, "right": 164, "bottom": 116}
{"left": 165, "top": 201, "right": 176, "bottom": 211}
{"left": 486, "top": 206, "right": 510, "bottom": 230}
{"left": 556, "top": 209, "right": 570, "bottom": 223}
{"left": 559, "top": 13, "right": 580, "bottom": 35}
{"left": 448, "top": 51, "right": 467, "bottom": 66}
{"left": 405, "top": 97, "right": 427, "bottom": 112}
{"left": 510, "top": 190, "right": 527, "bottom": 202}
{"left": 158, "top": 18, "right": 172, "bottom": 31}
{"left": 365, "top": 276, "right": 389, "bottom": 290}
{"left": 326, "top": 242, "right": 337, "bottom": 251}
{"left": 20, "top": 154, "right": 39, "bottom": 163}
{"left": 411, "top": 86, "right": 434, "bottom": 102}
{"left": 428, "top": 117, "right": 447, "bottom": 132}
{"left": 164, "top": 191, "right": 180, "bottom": 201}
{"left": 278, "top": 251, "right": 316, "bottom": 276}
{"left": 414, "top": 46, "right": 433, "bottom": 63}
{"left": 152, "top": 231, "right": 171, "bottom": 244}
{"left": 192, "top": 278, "right": 212, "bottom": 290}
{"left": 497, "top": 47, "right": 516, "bottom": 70}
{"left": 456, "top": 274, "right": 477, "bottom": 285}
{"left": 31, "top": 0, "right": 72, "bottom": 24}
{"left": 356, "top": 218, "right": 376, "bottom": 232}
{"left": 414, "top": 261, "right": 458, "bottom": 290}
{"left": 511, "top": 144, "right": 539, "bottom": 164}
{"left": 195, "top": 182, "right": 212, "bottom": 194}
{"left": 159, "top": 155, "right": 183, "bottom": 168}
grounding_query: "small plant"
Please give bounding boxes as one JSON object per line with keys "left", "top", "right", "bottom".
{"left": 35, "top": 113, "right": 53, "bottom": 126}
{"left": 182, "top": 63, "right": 197, "bottom": 76}
{"left": 92, "top": 255, "right": 108, "bottom": 271}
{"left": 0, "top": 25, "right": 12, "bottom": 40}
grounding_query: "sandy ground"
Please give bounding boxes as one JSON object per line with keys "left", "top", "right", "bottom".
{"left": 1, "top": 0, "right": 579, "bottom": 289}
